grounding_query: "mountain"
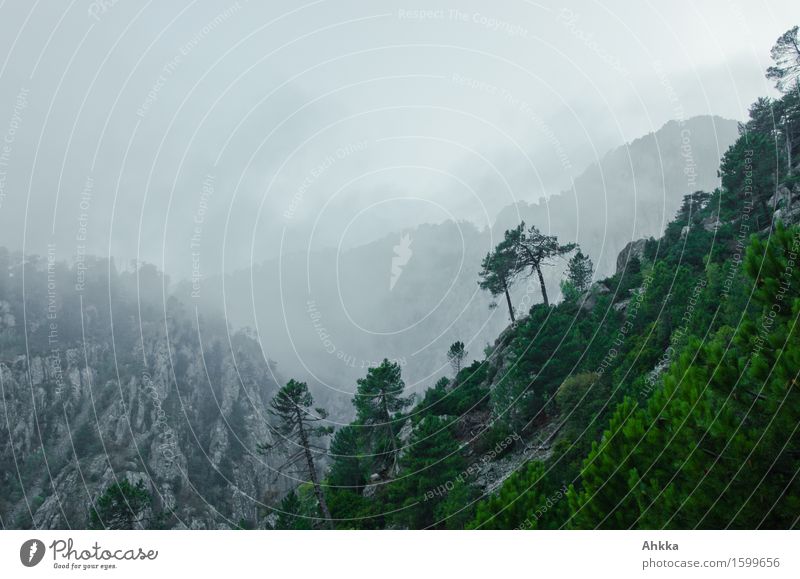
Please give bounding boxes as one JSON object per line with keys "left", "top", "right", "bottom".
{"left": 184, "top": 116, "right": 739, "bottom": 399}
{"left": 0, "top": 254, "right": 284, "bottom": 529}
{"left": 319, "top": 90, "right": 800, "bottom": 528}
{"left": 493, "top": 115, "right": 740, "bottom": 274}
{"left": 3, "top": 99, "right": 797, "bottom": 529}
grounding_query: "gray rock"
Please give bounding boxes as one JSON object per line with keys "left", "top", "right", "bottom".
{"left": 579, "top": 281, "right": 610, "bottom": 312}
{"left": 362, "top": 484, "right": 378, "bottom": 499}
{"left": 701, "top": 215, "right": 722, "bottom": 232}
{"left": 612, "top": 298, "right": 631, "bottom": 313}
{"left": 769, "top": 185, "right": 793, "bottom": 209}
{"left": 0, "top": 328, "right": 281, "bottom": 529}
{"left": 615, "top": 238, "right": 648, "bottom": 274}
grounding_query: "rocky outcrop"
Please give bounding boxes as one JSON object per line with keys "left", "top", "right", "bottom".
{"left": 0, "top": 330, "right": 282, "bottom": 529}
{"left": 770, "top": 185, "right": 794, "bottom": 210}
{"left": 772, "top": 185, "right": 800, "bottom": 226}
{"left": 616, "top": 238, "right": 648, "bottom": 274}
{"left": 471, "top": 420, "right": 559, "bottom": 495}
{"left": 701, "top": 214, "right": 722, "bottom": 232}
{"left": 579, "top": 281, "right": 611, "bottom": 312}
{"left": 0, "top": 256, "right": 286, "bottom": 530}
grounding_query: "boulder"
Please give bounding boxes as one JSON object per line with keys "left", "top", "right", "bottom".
{"left": 615, "top": 238, "right": 648, "bottom": 274}
{"left": 701, "top": 214, "right": 722, "bottom": 232}
{"left": 768, "top": 185, "right": 793, "bottom": 209}
{"left": 580, "top": 281, "right": 610, "bottom": 312}
{"left": 612, "top": 298, "right": 630, "bottom": 313}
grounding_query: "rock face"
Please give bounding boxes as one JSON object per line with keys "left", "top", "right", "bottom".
{"left": 580, "top": 281, "right": 611, "bottom": 312}
{"left": 616, "top": 238, "right": 648, "bottom": 274}
{"left": 772, "top": 185, "right": 800, "bottom": 226}
{"left": 770, "top": 185, "right": 794, "bottom": 210}
{"left": 0, "top": 255, "right": 285, "bottom": 529}
{"left": 0, "top": 329, "right": 282, "bottom": 530}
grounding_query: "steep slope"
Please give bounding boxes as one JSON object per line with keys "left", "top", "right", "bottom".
{"left": 493, "top": 115, "right": 740, "bottom": 275}
{"left": 318, "top": 87, "right": 800, "bottom": 528}
{"left": 185, "top": 116, "right": 738, "bottom": 394}
{"left": 0, "top": 254, "right": 284, "bottom": 529}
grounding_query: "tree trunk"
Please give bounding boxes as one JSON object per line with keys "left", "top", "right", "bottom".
{"left": 786, "top": 119, "right": 793, "bottom": 177}
{"left": 296, "top": 410, "right": 334, "bottom": 529}
{"left": 381, "top": 392, "right": 400, "bottom": 474}
{"left": 536, "top": 265, "right": 549, "bottom": 307}
{"left": 503, "top": 280, "right": 516, "bottom": 322}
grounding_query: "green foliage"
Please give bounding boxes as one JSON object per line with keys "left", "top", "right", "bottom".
{"left": 447, "top": 341, "right": 468, "bottom": 375}
{"left": 472, "top": 462, "right": 568, "bottom": 529}
{"left": 478, "top": 229, "right": 521, "bottom": 321}
{"left": 88, "top": 479, "right": 152, "bottom": 530}
{"left": 320, "top": 45, "right": 800, "bottom": 529}
{"left": 324, "top": 424, "right": 383, "bottom": 528}
{"left": 559, "top": 279, "right": 582, "bottom": 303}
{"left": 491, "top": 304, "right": 595, "bottom": 433}
{"left": 416, "top": 362, "right": 490, "bottom": 421}
{"left": 766, "top": 25, "right": 800, "bottom": 92}
{"left": 568, "top": 225, "right": 800, "bottom": 529}
{"left": 325, "top": 488, "right": 378, "bottom": 529}
{"left": 327, "top": 425, "right": 365, "bottom": 490}
{"left": 352, "top": 359, "right": 413, "bottom": 473}
{"left": 260, "top": 379, "right": 333, "bottom": 527}
{"left": 718, "top": 131, "right": 777, "bottom": 226}
{"left": 565, "top": 250, "right": 594, "bottom": 294}
{"left": 386, "top": 416, "right": 466, "bottom": 529}
{"left": 555, "top": 372, "right": 602, "bottom": 418}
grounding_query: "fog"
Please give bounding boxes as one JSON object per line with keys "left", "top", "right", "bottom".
{"left": 0, "top": 0, "right": 797, "bottom": 399}
{"left": 0, "top": 1, "right": 793, "bottom": 269}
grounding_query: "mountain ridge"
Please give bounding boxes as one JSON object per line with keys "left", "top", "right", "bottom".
{"left": 181, "top": 114, "right": 739, "bottom": 395}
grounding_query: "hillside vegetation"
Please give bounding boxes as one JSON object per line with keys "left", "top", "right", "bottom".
{"left": 275, "top": 28, "right": 800, "bottom": 530}
{"left": 3, "top": 27, "right": 799, "bottom": 531}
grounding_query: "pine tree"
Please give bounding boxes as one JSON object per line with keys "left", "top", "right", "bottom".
{"left": 568, "top": 397, "right": 644, "bottom": 528}
{"left": 388, "top": 416, "right": 465, "bottom": 529}
{"left": 327, "top": 425, "right": 365, "bottom": 490}
{"left": 274, "top": 489, "right": 313, "bottom": 530}
{"left": 478, "top": 229, "right": 521, "bottom": 322}
{"left": 479, "top": 222, "right": 575, "bottom": 314}
{"left": 766, "top": 26, "right": 800, "bottom": 92}
{"left": 88, "top": 479, "right": 153, "bottom": 530}
{"left": 514, "top": 223, "right": 575, "bottom": 307}
{"left": 472, "top": 461, "right": 568, "bottom": 529}
{"left": 447, "top": 341, "right": 468, "bottom": 376}
{"left": 569, "top": 226, "right": 800, "bottom": 529}
{"left": 324, "top": 424, "right": 379, "bottom": 526}
{"left": 353, "top": 360, "right": 413, "bottom": 475}
{"left": 568, "top": 250, "right": 593, "bottom": 292}
{"left": 260, "top": 379, "right": 334, "bottom": 528}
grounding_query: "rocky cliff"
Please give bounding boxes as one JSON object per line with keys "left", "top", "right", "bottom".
{"left": 0, "top": 253, "right": 284, "bottom": 529}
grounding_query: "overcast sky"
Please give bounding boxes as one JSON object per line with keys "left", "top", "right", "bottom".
{"left": 0, "top": 0, "right": 797, "bottom": 280}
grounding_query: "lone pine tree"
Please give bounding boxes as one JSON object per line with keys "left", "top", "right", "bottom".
{"left": 260, "top": 379, "right": 334, "bottom": 529}
{"left": 447, "top": 341, "right": 468, "bottom": 376}
{"left": 513, "top": 223, "right": 575, "bottom": 307}
{"left": 478, "top": 231, "right": 521, "bottom": 322}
